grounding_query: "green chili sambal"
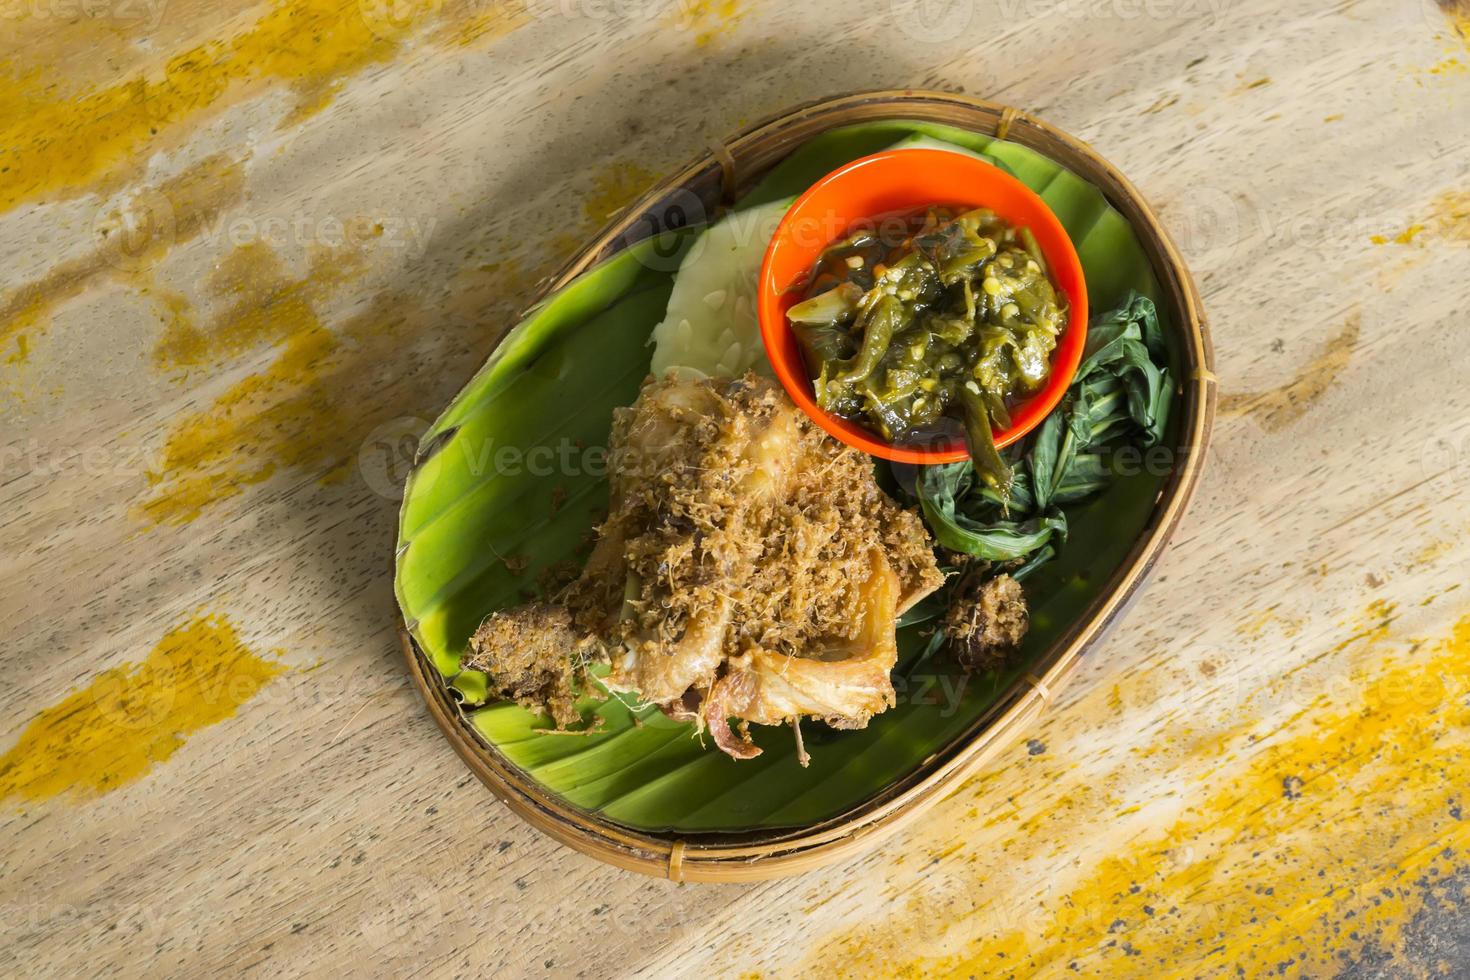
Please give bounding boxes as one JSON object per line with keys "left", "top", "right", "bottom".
{"left": 785, "top": 206, "right": 1067, "bottom": 497}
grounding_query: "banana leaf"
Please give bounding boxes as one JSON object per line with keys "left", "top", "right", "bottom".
{"left": 395, "top": 119, "right": 1182, "bottom": 833}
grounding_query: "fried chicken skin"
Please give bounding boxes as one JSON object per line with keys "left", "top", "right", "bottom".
{"left": 468, "top": 374, "right": 943, "bottom": 761}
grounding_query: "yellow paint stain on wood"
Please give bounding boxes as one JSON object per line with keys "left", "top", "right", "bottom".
{"left": 123, "top": 272, "right": 202, "bottom": 370}
{"left": 136, "top": 153, "right": 650, "bottom": 526}
{"left": 1415, "top": 537, "right": 1457, "bottom": 565}
{"left": 140, "top": 320, "right": 336, "bottom": 523}
{"left": 0, "top": 11, "right": 144, "bottom": 67}
{"left": 0, "top": 152, "right": 247, "bottom": 363}
{"left": 1235, "top": 606, "right": 1303, "bottom": 640}
{"left": 0, "top": 0, "right": 259, "bottom": 97}
{"left": 153, "top": 241, "right": 283, "bottom": 370}
{"left": 151, "top": 234, "right": 370, "bottom": 373}
{"left": 581, "top": 161, "right": 658, "bottom": 225}
{"left": 5, "top": 331, "right": 30, "bottom": 365}
{"left": 1441, "top": 0, "right": 1469, "bottom": 40}
{"left": 1236, "top": 608, "right": 1275, "bottom": 639}
{"left": 1422, "top": 0, "right": 1470, "bottom": 75}
{"left": 434, "top": 0, "right": 534, "bottom": 47}
{"left": 1421, "top": 189, "right": 1470, "bottom": 243}
{"left": 0, "top": 612, "right": 287, "bottom": 804}
{"left": 1369, "top": 224, "right": 1425, "bottom": 246}
{"left": 1219, "top": 312, "right": 1360, "bottom": 430}
{"left": 547, "top": 161, "right": 660, "bottom": 261}
{"left": 0, "top": 0, "right": 529, "bottom": 214}
{"left": 1229, "top": 75, "right": 1272, "bottom": 95}
{"left": 805, "top": 610, "right": 1470, "bottom": 978}
{"left": 1422, "top": 583, "right": 1464, "bottom": 607}
{"left": 667, "top": 0, "right": 746, "bottom": 47}
{"left": 1372, "top": 188, "right": 1470, "bottom": 248}
{"left": 1140, "top": 94, "right": 1179, "bottom": 115}
{"left": 444, "top": 256, "right": 531, "bottom": 326}
{"left": 136, "top": 239, "right": 409, "bottom": 524}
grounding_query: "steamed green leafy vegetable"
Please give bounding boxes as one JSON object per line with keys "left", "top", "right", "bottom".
{"left": 916, "top": 292, "right": 1173, "bottom": 566}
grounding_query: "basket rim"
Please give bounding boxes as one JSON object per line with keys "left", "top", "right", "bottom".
{"left": 395, "top": 88, "right": 1216, "bottom": 883}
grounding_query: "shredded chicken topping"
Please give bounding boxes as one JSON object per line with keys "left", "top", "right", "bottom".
{"left": 465, "top": 373, "right": 943, "bottom": 761}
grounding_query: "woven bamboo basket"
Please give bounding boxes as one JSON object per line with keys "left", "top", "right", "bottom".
{"left": 398, "top": 89, "right": 1215, "bottom": 882}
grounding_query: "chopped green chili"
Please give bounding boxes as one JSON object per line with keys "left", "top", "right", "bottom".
{"left": 788, "top": 205, "right": 1067, "bottom": 501}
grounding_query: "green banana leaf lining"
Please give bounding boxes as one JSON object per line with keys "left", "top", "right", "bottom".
{"left": 394, "top": 120, "right": 1179, "bottom": 833}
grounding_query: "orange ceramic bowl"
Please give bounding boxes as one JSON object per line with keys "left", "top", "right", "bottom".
{"left": 757, "top": 148, "right": 1089, "bottom": 464}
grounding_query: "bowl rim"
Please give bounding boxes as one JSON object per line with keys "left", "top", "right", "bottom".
{"left": 756, "top": 146, "right": 1089, "bottom": 464}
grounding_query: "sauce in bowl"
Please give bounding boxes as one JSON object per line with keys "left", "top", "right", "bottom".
{"left": 786, "top": 205, "right": 1067, "bottom": 496}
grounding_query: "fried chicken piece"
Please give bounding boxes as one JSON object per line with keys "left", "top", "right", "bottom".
{"left": 704, "top": 549, "right": 900, "bottom": 759}
{"left": 468, "top": 373, "right": 944, "bottom": 759}
{"left": 943, "top": 573, "right": 1029, "bottom": 673}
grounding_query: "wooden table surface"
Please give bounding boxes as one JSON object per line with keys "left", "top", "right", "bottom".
{"left": 3, "top": 0, "right": 1469, "bottom": 975}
